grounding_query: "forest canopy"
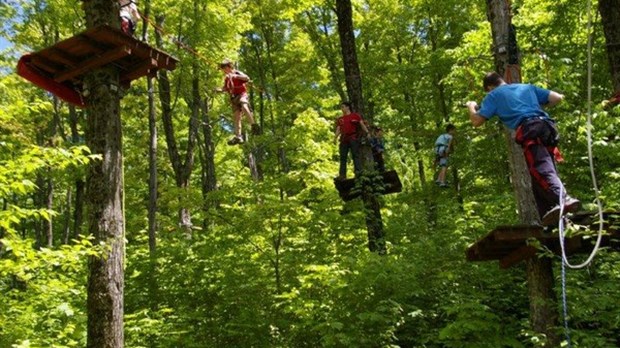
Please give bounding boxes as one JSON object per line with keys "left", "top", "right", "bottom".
{"left": 1, "top": 0, "right": 619, "bottom": 347}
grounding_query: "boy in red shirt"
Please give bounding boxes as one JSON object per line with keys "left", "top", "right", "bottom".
{"left": 334, "top": 101, "right": 369, "bottom": 180}
{"left": 216, "top": 59, "right": 261, "bottom": 145}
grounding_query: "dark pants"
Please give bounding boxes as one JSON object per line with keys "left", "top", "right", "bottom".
{"left": 516, "top": 117, "right": 565, "bottom": 217}
{"left": 339, "top": 140, "right": 361, "bottom": 178}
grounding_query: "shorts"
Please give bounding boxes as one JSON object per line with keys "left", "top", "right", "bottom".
{"left": 437, "top": 156, "right": 448, "bottom": 167}
{"left": 230, "top": 93, "right": 249, "bottom": 112}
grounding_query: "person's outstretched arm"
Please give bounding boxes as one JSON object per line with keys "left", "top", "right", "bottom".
{"left": 545, "top": 91, "right": 564, "bottom": 108}
{"left": 466, "top": 101, "right": 486, "bottom": 127}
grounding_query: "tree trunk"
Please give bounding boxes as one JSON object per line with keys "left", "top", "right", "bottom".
{"left": 73, "top": 179, "right": 85, "bottom": 239}
{"left": 155, "top": 16, "right": 198, "bottom": 230}
{"left": 34, "top": 174, "right": 53, "bottom": 248}
{"left": 335, "top": 0, "right": 365, "bottom": 117}
{"left": 335, "top": 0, "right": 385, "bottom": 254}
{"left": 599, "top": 0, "right": 620, "bottom": 93}
{"left": 69, "top": 106, "right": 85, "bottom": 240}
{"left": 486, "top": 1, "right": 559, "bottom": 346}
{"left": 141, "top": 1, "right": 157, "bottom": 261}
{"left": 525, "top": 257, "right": 559, "bottom": 345}
{"left": 62, "top": 187, "right": 72, "bottom": 244}
{"left": 82, "top": 1, "right": 125, "bottom": 346}
{"left": 199, "top": 96, "right": 217, "bottom": 230}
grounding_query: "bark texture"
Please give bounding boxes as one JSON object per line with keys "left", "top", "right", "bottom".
{"left": 82, "top": 1, "right": 125, "bottom": 346}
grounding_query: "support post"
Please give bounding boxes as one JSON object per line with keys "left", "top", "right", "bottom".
{"left": 486, "top": 0, "right": 560, "bottom": 345}
{"left": 335, "top": 0, "right": 385, "bottom": 254}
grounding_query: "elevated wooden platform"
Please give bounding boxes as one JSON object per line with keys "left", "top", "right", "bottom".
{"left": 334, "top": 170, "right": 402, "bottom": 202}
{"left": 17, "top": 25, "right": 178, "bottom": 107}
{"left": 467, "top": 212, "right": 620, "bottom": 268}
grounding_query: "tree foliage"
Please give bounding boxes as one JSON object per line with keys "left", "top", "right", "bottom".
{"left": 1, "top": 0, "right": 620, "bottom": 347}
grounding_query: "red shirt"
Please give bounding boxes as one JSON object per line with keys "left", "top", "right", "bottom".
{"left": 223, "top": 70, "right": 248, "bottom": 95}
{"left": 337, "top": 112, "right": 363, "bottom": 142}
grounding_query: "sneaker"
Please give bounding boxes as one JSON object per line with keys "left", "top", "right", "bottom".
{"left": 564, "top": 197, "right": 581, "bottom": 214}
{"left": 541, "top": 196, "right": 581, "bottom": 226}
{"left": 541, "top": 205, "right": 561, "bottom": 226}
{"left": 251, "top": 124, "right": 262, "bottom": 135}
{"left": 227, "top": 136, "right": 244, "bottom": 145}
{"left": 439, "top": 183, "right": 449, "bottom": 188}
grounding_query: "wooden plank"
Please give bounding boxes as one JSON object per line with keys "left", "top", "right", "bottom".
{"left": 84, "top": 26, "right": 177, "bottom": 71}
{"left": 120, "top": 58, "right": 158, "bottom": 83}
{"left": 30, "top": 55, "right": 61, "bottom": 74}
{"left": 500, "top": 244, "right": 537, "bottom": 268}
{"left": 491, "top": 225, "right": 545, "bottom": 241}
{"left": 54, "top": 34, "right": 106, "bottom": 57}
{"left": 54, "top": 45, "right": 132, "bottom": 83}
{"left": 47, "top": 47, "right": 79, "bottom": 67}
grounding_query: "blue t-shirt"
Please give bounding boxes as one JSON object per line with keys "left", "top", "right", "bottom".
{"left": 478, "top": 84, "right": 551, "bottom": 129}
{"left": 434, "top": 133, "right": 452, "bottom": 155}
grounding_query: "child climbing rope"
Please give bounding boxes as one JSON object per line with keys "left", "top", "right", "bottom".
{"left": 466, "top": 72, "right": 580, "bottom": 225}
{"left": 334, "top": 101, "right": 369, "bottom": 180}
{"left": 434, "top": 124, "right": 456, "bottom": 187}
{"left": 215, "top": 59, "right": 261, "bottom": 145}
{"left": 119, "top": 0, "right": 140, "bottom": 36}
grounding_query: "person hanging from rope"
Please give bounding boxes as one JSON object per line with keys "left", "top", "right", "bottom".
{"left": 119, "top": 0, "right": 140, "bottom": 36}
{"left": 334, "top": 101, "right": 369, "bottom": 180}
{"left": 434, "top": 124, "right": 456, "bottom": 188}
{"left": 215, "top": 59, "right": 261, "bottom": 145}
{"left": 369, "top": 125, "right": 386, "bottom": 172}
{"left": 466, "top": 72, "right": 580, "bottom": 226}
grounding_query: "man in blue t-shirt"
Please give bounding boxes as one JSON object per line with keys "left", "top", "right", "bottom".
{"left": 466, "top": 72, "right": 580, "bottom": 225}
{"left": 434, "top": 124, "right": 456, "bottom": 187}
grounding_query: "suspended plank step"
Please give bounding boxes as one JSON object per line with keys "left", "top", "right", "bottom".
{"left": 16, "top": 25, "right": 178, "bottom": 108}
{"left": 334, "top": 169, "right": 402, "bottom": 202}
{"left": 466, "top": 212, "right": 620, "bottom": 269}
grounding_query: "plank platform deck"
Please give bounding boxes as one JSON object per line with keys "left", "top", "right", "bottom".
{"left": 334, "top": 170, "right": 402, "bottom": 202}
{"left": 17, "top": 25, "right": 177, "bottom": 106}
{"left": 466, "top": 212, "right": 620, "bottom": 268}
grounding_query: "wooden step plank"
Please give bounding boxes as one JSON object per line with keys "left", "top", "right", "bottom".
{"left": 500, "top": 245, "right": 537, "bottom": 269}
{"left": 83, "top": 26, "right": 177, "bottom": 71}
{"left": 30, "top": 55, "right": 62, "bottom": 75}
{"left": 120, "top": 58, "right": 158, "bottom": 83}
{"left": 52, "top": 34, "right": 107, "bottom": 58}
{"left": 54, "top": 45, "right": 132, "bottom": 83}
{"left": 335, "top": 170, "right": 401, "bottom": 201}
{"left": 490, "top": 225, "right": 545, "bottom": 241}
{"left": 47, "top": 47, "right": 80, "bottom": 68}
{"left": 467, "top": 212, "right": 620, "bottom": 267}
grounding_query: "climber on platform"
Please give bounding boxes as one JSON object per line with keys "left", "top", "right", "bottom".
{"left": 334, "top": 101, "right": 369, "bottom": 180}
{"left": 466, "top": 72, "right": 580, "bottom": 225}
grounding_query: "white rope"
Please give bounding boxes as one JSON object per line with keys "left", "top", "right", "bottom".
{"left": 557, "top": 0, "right": 605, "bottom": 270}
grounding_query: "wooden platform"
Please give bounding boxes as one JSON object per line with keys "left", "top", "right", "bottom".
{"left": 19, "top": 25, "right": 177, "bottom": 104}
{"left": 466, "top": 212, "right": 620, "bottom": 268}
{"left": 334, "top": 170, "right": 402, "bottom": 202}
